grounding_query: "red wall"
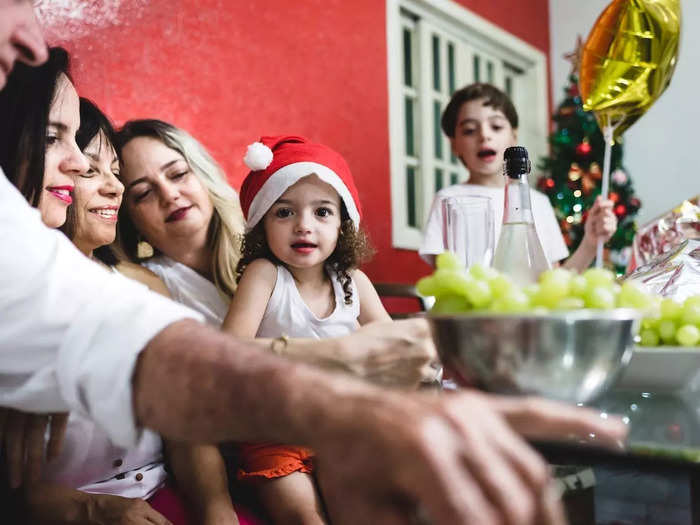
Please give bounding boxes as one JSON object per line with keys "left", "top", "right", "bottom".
{"left": 42, "top": 0, "right": 550, "bottom": 284}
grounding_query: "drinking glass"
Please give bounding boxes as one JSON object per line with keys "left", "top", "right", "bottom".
{"left": 442, "top": 196, "right": 495, "bottom": 268}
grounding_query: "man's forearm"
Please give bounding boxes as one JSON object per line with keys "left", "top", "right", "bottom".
{"left": 133, "top": 320, "right": 376, "bottom": 447}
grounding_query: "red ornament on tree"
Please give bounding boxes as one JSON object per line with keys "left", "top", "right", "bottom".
{"left": 614, "top": 204, "right": 627, "bottom": 217}
{"left": 590, "top": 162, "right": 602, "bottom": 180}
{"left": 609, "top": 192, "right": 620, "bottom": 204}
{"left": 575, "top": 138, "right": 592, "bottom": 157}
{"left": 629, "top": 197, "right": 641, "bottom": 211}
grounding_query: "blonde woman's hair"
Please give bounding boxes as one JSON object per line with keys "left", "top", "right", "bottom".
{"left": 115, "top": 119, "right": 244, "bottom": 299}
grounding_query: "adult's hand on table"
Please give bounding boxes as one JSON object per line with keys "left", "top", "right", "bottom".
{"left": 317, "top": 389, "right": 572, "bottom": 525}
{"left": 87, "top": 494, "right": 172, "bottom": 525}
{"left": 487, "top": 395, "right": 628, "bottom": 450}
{"left": 338, "top": 318, "right": 438, "bottom": 387}
{"left": 0, "top": 408, "right": 68, "bottom": 488}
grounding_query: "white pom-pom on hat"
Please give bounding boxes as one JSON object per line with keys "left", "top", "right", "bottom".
{"left": 243, "top": 142, "right": 273, "bottom": 171}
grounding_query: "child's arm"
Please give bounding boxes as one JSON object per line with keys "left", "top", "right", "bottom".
{"left": 166, "top": 442, "right": 239, "bottom": 525}
{"left": 221, "top": 259, "right": 277, "bottom": 337}
{"left": 353, "top": 270, "right": 392, "bottom": 325}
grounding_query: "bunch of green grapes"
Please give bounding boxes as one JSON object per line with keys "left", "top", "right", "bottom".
{"left": 638, "top": 296, "right": 700, "bottom": 347}
{"left": 416, "top": 252, "right": 656, "bottom": 315}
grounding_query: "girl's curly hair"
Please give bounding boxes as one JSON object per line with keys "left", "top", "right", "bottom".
{"left": 236, "top": 204, "right": 374, "bottom": 304}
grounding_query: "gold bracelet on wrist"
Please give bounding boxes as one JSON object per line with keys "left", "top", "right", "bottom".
{"left": 270, "top": 334, "right": 290, "bottom": 355}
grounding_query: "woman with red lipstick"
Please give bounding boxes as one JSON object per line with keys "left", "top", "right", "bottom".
{"left": 419, "top": 83, "right": 617, "bottom": 272}
{"left": 0, "top": 47, "right": 88, "bottom": 228}
{"left": 221, "top": 136, "right": 399, "bottom": 525}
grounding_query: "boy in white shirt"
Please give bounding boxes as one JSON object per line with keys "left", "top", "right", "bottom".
{"left": 420, "top": 83, "right": 617, "bottom": 271}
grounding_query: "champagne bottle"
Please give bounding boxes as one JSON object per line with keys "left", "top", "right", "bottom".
{"left": 492, "top": 146, "right": 550, "bottom": 286}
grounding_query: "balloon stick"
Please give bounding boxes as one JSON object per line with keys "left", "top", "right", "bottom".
{"left": 595, "top": 119, "right": 619, "bottom": 268}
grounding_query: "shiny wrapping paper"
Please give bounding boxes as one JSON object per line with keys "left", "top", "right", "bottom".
{"left": 579, "top": 0, "right": 681, "bottom": 139}
{"left": 631, "top": 197, "right": 700, "bottom": 269}
{"left": 625, "top": 238, "right": 700, "bottom": 303}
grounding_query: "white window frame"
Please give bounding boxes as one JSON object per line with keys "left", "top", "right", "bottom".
{"left": 387, "top": 0, "right": 549, "bottom": 250}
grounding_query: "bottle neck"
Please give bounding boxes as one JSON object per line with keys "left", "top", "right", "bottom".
{"left": 502, "top": 174, "right": 534, "bottom": 224}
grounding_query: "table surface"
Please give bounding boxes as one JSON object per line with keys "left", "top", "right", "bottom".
{"left": 549, "top": 387, "right": 700, "bottom": 467}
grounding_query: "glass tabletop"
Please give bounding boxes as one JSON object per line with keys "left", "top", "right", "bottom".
{"left": 589, "top": 387, "right": 700, "bottom": 465}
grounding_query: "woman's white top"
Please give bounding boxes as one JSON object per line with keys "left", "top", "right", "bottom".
{"left": 257, "top": 265, "right": 360, "bottom": 339}
{"left": 42, "top": 412, "right": 166, "bottom": 498}
{"left": 419, "top": 183, "right": 569, "bottom": 264}
{"left": 144, "top": 255, "right": 229, "bottom": 326}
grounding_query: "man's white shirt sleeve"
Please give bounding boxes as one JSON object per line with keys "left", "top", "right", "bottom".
{"left": 0, "top": 170, "right": 204, "bottom": 447}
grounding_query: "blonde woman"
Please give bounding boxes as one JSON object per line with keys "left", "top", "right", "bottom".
{"left": 116, "top": 119, "right": 244, "bottom": 324}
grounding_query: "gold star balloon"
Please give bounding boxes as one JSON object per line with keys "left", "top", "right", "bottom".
{"left": 579, "top": 0, "right": 681, "bottom": 140}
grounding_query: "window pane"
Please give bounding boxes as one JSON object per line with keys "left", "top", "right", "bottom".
{"left": 505, "top": 76, "right": 513, "bottom": 97}
{"left": 487, "top": 61, "right": 494, "bottom": 83}
{"left": 405, "top": 97, "right": 415, "bottom": 156}
{"left": 450, "top": 172, "right": 458, "bottom": 185}
{"left": 403, "top": 29, "right": 413, "bottom": 87}
{"left": 432, "top": 35, "right": 441, "bottom": 91}
{"left": 473, "top": 55, "right": 480, "bottom": 82}
{"left": 407, "top": 166, "right": 417, "bottom": 227}
{"left": 448, "top": 43, "right": 455, "bottom": 93}
{"left": 435, "top": 168, "right": 443, "bottom": 192}
{"left": 433, "top": 100, "right": 443, "bottom": 159}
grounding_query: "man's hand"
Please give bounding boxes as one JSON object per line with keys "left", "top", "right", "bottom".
{"left": 0, "top": 409, "right": 68, "bottom": 488}
{"left": 316, "top": 389, "right": 626, "bottom": 525}
{"left": 338, "top": 318, "right": 438, "bottom": 387}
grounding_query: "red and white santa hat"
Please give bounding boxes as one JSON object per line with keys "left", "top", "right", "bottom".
{"left": 239, "top": 135, "right": 362, "bottom": 231}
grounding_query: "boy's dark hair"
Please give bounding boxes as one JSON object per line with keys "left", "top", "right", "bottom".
{"left": 236, "top": 204, "right": 374, "bottom": 305}
{"left": 61, "top": 97, "right": 120, "bottom": 266}
{"left": 0, "top": 47, "right": 71, "bottom": 205}
{"left": 441, "top": 83, "right": 518, "bottom": 138}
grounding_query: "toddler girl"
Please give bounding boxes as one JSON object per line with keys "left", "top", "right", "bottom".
{"left": 222, "top": 135, "right": 391, "bottom": 524}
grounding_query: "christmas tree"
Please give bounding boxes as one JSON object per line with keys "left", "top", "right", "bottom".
{"left": 536, "top": 73, "right": 641, "bottom": 274}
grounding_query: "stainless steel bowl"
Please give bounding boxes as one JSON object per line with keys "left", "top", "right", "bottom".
{"left": 429, "top": 309, "right": 640, "bottom": 403}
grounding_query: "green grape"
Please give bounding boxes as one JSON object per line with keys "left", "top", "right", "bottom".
{"left": 432, "top": 269, "right": 471, "bottom": 297}
{"left": 585, "top": 286, "right": 616, "bottom": 310}
{"left": 436, "top": 251, "right": 463, "bottom": 271}
{"left": 469, "top": 263, "right": 498, "bottom": 281}
{"left": 488, "top": 275, "right": 514, "bottom": 299}
{"left": 641, "top": 316, "right": 660, "bottom": 332}
{"left": 583, "top": 268, "right": 616, "bottom": 288}
{"left": 432, "top": 294, "right": 470, "bottom": 314}
{"left": 522, "top": 284, "right": 540, "bottom": 299}
{"left": 618, "top": 282, "right": 654, "bottom": 310}
{"left": 416, "top": 276, "right": 437, "bottom": 297}
{"left": 681, "top": 301, "right": 700, "bottom": 326}
{"left": 639, "top": 329, "right": 660, "bottom": 347}
{"left": 536, "top": 280, "right": 570, "bottom": 309}
{"left": 684, "top": 296, "right": 700, "bottom": 309}
{"left": 660, "top": 298, "right": 683, "bottom": 321}
{"left": 569, "top": 275, "right": 588, "bottom": 298}
{"left": 464, "top": 279, "right": 492, "bottom": 309}
{"left": 677, "top": 324, "right": 700, "bottom": 347}
{"left": 555, "top": 297, "right": 585, "bottom": 310}
{"left": 539, "top": 268, "right": 573, "bottom": 288}
{"left": 490, "top": 290, "right": 530, "bottom": 312}
{"left": 658, "top": 319, "right": 677, "bottom": 344}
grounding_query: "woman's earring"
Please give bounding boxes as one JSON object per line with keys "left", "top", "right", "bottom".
{"left": 137, "top": 238, "right": 154, "bottom": 259}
